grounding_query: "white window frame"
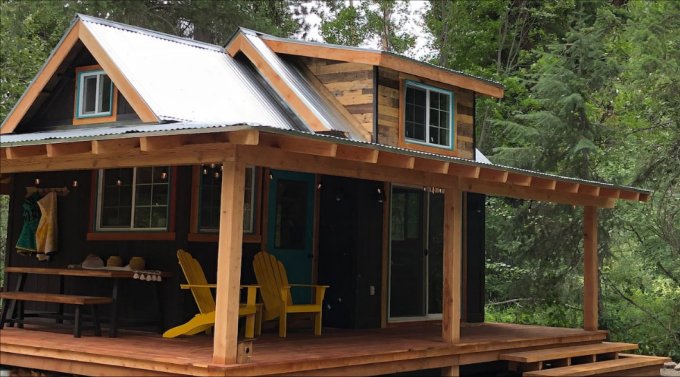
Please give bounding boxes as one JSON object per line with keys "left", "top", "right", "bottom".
{"left": 404, "top": 81, "right": 455, "bottom": 150}
{"left": 95, "top": 167, "right": 170, "bottom": 232}
{"left": 198, "top": 166, "right": 256, "bottom": 234}
{"left": 76, "top": 69, "right": 113, "bottom": 118}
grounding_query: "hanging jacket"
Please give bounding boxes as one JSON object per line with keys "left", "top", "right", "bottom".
{"left": 16, "top": 193, "right": 41, "bottom": 255}
{"left": 36, "top": 191, "right": 58, "bottom": 261}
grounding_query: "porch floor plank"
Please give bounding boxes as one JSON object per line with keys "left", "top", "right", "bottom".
{"left": 0, "top": 322, "right": 608, "bottom": 376}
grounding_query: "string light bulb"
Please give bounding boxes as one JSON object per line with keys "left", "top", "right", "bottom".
{"left": 202, "top": 166, "right": 208, "bottom": 175}
{"left": 210, "top": 163, "right": 216, "bottom": 169}
{"left": 72, "top": 180, "right": 79, "bottom": 188}
{"left": 116, "top": 178, "right": 122, "bottom": 186}
{"left": 34, "top": 177, "right": 40, "bottom": 185}
{"left": 213, "top": 171, "right": 220, "bottom": 179}
{"left": 160, "top": 170, "right": 168, "bottom": 180}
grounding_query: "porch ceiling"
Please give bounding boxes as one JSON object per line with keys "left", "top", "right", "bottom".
{"left": 0, "top": 125, "right": 649, "bottom": 208}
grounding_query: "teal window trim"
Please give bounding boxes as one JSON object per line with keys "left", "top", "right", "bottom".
{"left": 403, "top": 80, "right": 455, "bottom": 150}
{"left": 75, "top": 69, "right": 114, "bottom": 119}
{"left": 95, "top": 167, "right": 171, "bottom": 232}
{"left": 197, "top": 166, "right": 256, "bottom": 234}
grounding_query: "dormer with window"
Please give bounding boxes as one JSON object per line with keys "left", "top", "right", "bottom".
{"left": 74, "top": 65, "right": 117, "bottom": 125}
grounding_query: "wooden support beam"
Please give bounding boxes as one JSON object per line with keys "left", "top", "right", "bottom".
{"left": 460, "top": 178, "right": 614, "bottom": 208}
{"left": 139, "top": 136, "right": 186, "bottom": 152}
{"left": 448, "top": 164, "right": 480, "bottom": 179}
{"left": 238, "top": 145, "right": 454, "bottom": 188}
{"left": 619, "top": 190, "right": 641, "bottom": 201}
{"left": 414, "top": 158, "right": 450, "bottom": 174}
{"left": 442, "top": 184, "right": 463, "bottom": 354}
{"left": 583, "top": 206, "right": 598, "bottom": 331}
{"left": 226, "top": 129, "right": 259, "bottom": 145}
{"left": 578, "top": 185, "right": 600, "bottom": 197}
{"left": 377, "top": 151, "right": 415, "bottom": 169}
{"left": 507, "top": 173, "right": 532, "bottom": 186}
{"left": 261, "top": 134, "right": 337, "bottom": 157}
{"left": 46, "top": 142, "right": 91, "bottom": 157}
{"left": 599, "top": 187, "right": 621, "bottom": 199}
{"left": 213, "top": 160, "right": 246, "bottom": 364}
{"left": 6, "top": 145, "right": 47, "bottom": 159}
{"left": 556, "top": 181, "right": 580, "bottom": 193}
{"left": 91, "top": 138, "right": 139, "bottom": 155}
{"left": 335, "top": 144, "right": 379, "bottom": 163}
{"left": 478, "top": 168, "right": 508, "bottom": 183}
{"left": 638, "top": 193, "right": 650, "bottom": 202}
{"left": 531, "top": 177, "right": 557, "bottom": 190}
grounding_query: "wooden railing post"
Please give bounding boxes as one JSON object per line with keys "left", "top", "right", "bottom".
{"left": 213, "top": 160, "right": 246, "bottom": 364}
{"left": 442, "top": 184, "right": 462, "bottom": 376}
{"left": 583, "top": 206, "right": 598, "bottom": 331}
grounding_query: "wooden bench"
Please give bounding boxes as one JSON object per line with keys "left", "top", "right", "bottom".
{"left": 523, "top": 354, "right": 670, "bottom": 376}
{"left": 0, "top": 291, "right": 112, "bottom": 338}
{"left": 501, "top": 342, "right": 639, "bottom": 371}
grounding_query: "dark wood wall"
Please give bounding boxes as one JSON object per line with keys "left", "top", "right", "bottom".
{"left": 4, "top": 168, "right": 256, "bottom": 330}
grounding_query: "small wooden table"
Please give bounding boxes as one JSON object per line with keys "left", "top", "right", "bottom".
{"left": 1, "top": 266, "right": 171, "bottom": 337}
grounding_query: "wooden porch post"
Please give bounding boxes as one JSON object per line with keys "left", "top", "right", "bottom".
{"left": 583, "top": 206, "right": 598, "bottom": 331}
{"left": 213, "top": 160, "right": 246, "bottom": 364}
{"left": 442, "top": 185, "right": 463, "bottom": 377}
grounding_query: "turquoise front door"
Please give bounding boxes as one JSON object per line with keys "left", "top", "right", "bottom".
{"left": 267, "top": 170, "right": 315, "bottom": 303}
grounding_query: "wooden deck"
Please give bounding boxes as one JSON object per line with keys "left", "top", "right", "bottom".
{"left": 0, "top": 322, "right": 608, "bottom": 376}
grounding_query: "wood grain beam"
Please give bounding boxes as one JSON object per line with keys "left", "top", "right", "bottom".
{"left": 237, "top": 145, "right": 456, "bottom": 188}
{"left": 507, "top": 173, "right": 532, "bottom": 186}
{"left": 555, "top": 181, "right": 580, "bottom": 193}
{"left": 414, "top": 158, "right": 450, "bottom": 174}
{"left": 6, "top": 145, "right": 47, "bottom": 159}
{"left": 443, "top": 184, "right": 463, "bottom": 349}
{"left": 478, "top": 168, "right": 508, "bottom": 183}
{"left": 226, "top": 129, "right": 259, "bottom": 145}
{"left": 531, "top": 177, "right": 557, "bottom": 190}
{"left": 91, "top": 138, "right": 139, "bottom": 155}
{"left": 46, "top": 142, "right": 91, "bottom": 157}
{"left": 260, "top": 133, "right": 337, "bottom": 157}
{"left": 377, "top": 151, "right": 415, "bottom": 169}
{"left": 213, "top": 160, "right": 246, "bottom": 364}
{"left": 335, "top": 144, "right": 379, "bottom": 163}
{"left": 460, "top": 178, "right": 614, "bottom": 208}
{"left": 598, "top": 187, "right": 620, "bottom": 199}
{"left": 139, "top": 135, "right": 186, "bottom": 152}
{"left": 583, "top": 206, "right": 598, "bottom": 331}
{"left": 578, "top": 185, "right": 600, "bottom": 197}
{"left": 448, "top": 164, "right": 480, "bottom": 179}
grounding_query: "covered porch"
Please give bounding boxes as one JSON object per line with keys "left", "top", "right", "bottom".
{"left": 0, "top": 127, "right": 651, "bottom": 375}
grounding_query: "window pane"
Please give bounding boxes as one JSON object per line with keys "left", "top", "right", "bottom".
{"left": 152, "top": 185, "right": 168, "bottom": 205}
{"left": 135, "top": 185, "right": 151, "bottom": 206}
{"left": 82, "top": 76, "right": 97, "bottom": 113}
{"left": 414, "top": 105, "right": 426, "bottom": 125}
{"left": 153, "top": 167, "right": 169, "bottom": 183}
{"left": 431, "top": 92, "right": 439, "bottom": 109}
{"left": 414, "top": 122, "right": 425, "bottom": 141}
{"left": 414, "top": 87, "right": 426, "bottom": 107}
{"left": 440, "top": 93, "right": 449, "bottom": 111}
{"left": 100, "top": 74, "right": 112, "bottom": 113}
{"left": 134, "top": 207, "right": 151, "bottom": 228}
{"left": 440, "top": 128, "right": 449, "bottom": 146}
{"left": 136, "top": 168, "right": 152, "bottom": 184}
{"left": 151, "top": 207, "right": 168, "bottom": 228}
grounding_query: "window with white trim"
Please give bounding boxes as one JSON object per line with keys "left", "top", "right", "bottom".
{"left": 198, "top": 166, "right": 256, "bottom": 233}
{"left": 76, "top": 69, "right": 113, "bottom": 118}
{"left": 96, "top": 167, "right": 170, "bottom": 230}
{"left": 404, "top": 81, "right": 454, "bottom": 149}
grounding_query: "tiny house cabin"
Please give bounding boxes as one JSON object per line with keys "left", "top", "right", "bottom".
{"left": 0, "top": 15, "right": 668, "bottom": 377}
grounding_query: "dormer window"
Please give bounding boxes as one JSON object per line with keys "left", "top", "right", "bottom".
{"left": 73, "top": 65, "right": 117, "bottom": 125}
{"left": 404, "top": 81, "right": 454, "bottom": 149}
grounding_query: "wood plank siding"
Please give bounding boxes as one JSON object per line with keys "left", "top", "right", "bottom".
{"left": 301, "top": 58, "right": 375, "bottom": 138}
{"left": 377, "top": 68, "right": 476, "bottom": 160}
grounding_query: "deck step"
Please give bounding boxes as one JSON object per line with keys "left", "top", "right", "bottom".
{"left": 500, "top": 342, "right": 638, "bottom": 363}
{"left": 523, "top": 354, "right": 670, "bottom": 376}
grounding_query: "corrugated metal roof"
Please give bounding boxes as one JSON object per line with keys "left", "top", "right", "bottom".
{"left": 242, "top": 30, "right": 364, "bottom": 140}
{"left": 79, "top": 15, "right": 297, "bottom": 128}
{"left": 0, "top": 122, "right": 650, "bottom": 195}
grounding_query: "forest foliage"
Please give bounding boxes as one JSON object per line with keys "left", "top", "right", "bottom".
{"left": 0, "top": 0, "right": 678, "bottom": 360}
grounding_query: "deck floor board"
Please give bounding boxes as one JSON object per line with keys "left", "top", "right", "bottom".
{"left": 0, "top": 322, "right": 608, "bottom": 376}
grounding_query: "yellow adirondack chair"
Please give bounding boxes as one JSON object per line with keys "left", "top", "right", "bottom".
{"left": 253, "top": 251, "right": 329, "bottom": 337}
{"left": 163, "top": 249, "right": 259, "bottom": 339}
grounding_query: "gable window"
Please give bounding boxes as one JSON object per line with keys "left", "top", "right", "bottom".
{"left": 73, "top": 65, "right": 118, "bottom": 125}
{"left": 404, "top": 81, "right": 454, "bottom": 149}
{"left": 96, "top": 167, "right": 171, "bottom": 231}
{"left": 198, "top": 166, "right": 256, "bottom": 234}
